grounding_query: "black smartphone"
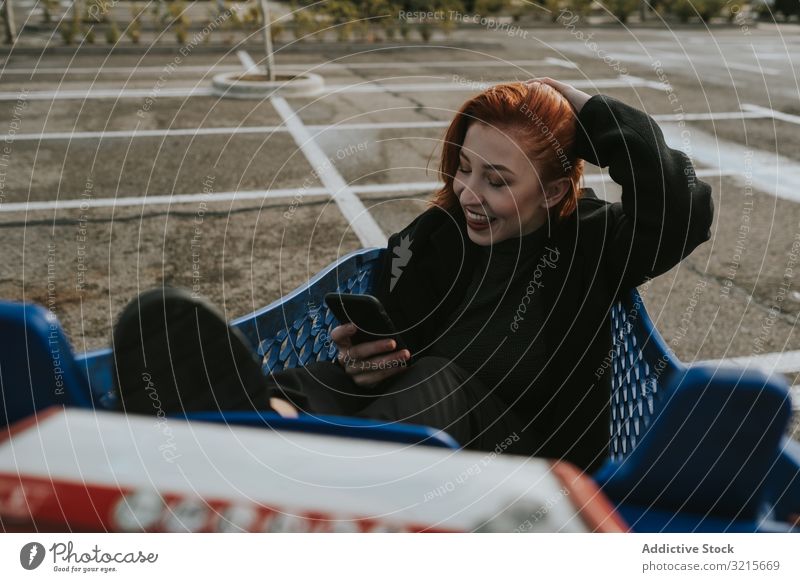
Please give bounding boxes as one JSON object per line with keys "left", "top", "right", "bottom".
{"left": 323, "top": 292, "right": 410, "bottom": 356}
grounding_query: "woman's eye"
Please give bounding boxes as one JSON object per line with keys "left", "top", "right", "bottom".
{"left": 488, "top": 176, "right": 506, "bottom": 188}
{"left": 458, "top": 165, "right": 471, "bottom": 173}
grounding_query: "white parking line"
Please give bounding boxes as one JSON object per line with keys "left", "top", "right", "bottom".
{"left": 330, "top": 58, "right": 576, "bottom": 70}
{"left": 270, "top": 95, "right": 386, "bottom": 248}
{"left": 741, "top": 104, "right": 800, "bottom": 127}
{"left": 656, "top": 111, "right": 768, "bottom": 122}
{"left": 582, "top": 167, "right": 733, "bottom": 183}
{"left": 321, "top": 76, "right": 664, "bottom": 95}
{"left": 304, "top": 58, "right": 580, "bottom": 72}
{"left": 544, "top": 58, "right": 578, "bottom": 69}
{"left": 0, "top": 184, "right": 428, "bottom": 213}
{"left": 0, "top": 86, "right": 216, "bottom": 101}
{"left": 0, "top": 76, "right": 662, "bottom": 101}
{"left": 0, "top": 58, "right": 576, "bottom": 76}
{"left": 0, "top": 187, "right": 329, "bottom": 212}
{"left": 559, "top": 46, "right": 781, "bottom": 76}
{"left": 698, "top": 350, "right": 800, "bottom": 375}
{"left": 754, "top": 52, "right": 798, "bottom": 61}
{"left": 352, "top": 182, "right": 437, "bottom": 194}
{"left": 724, "top": 61, "right": 780, "bottom": 75}
{"left": 3, "top": 111, "right": 773, "bottom": 143}
{"left": 0, "top": 169, "right": 734, "bottom": 214}
{"left": 4, "top": 125, "right": 292, "bottom": 141}
{"left": 661, "top": 122, "right": 800, "bottom": 204}
{"left": 0, "top": 65, "right": 243, "bottom": 75}
{"left": 236, "top": 50, "right": 258, "bottom": 73}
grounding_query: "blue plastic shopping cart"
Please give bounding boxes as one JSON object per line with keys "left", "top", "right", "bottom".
{"left": 1, "top": 248, "right": 798, "bottom": 532}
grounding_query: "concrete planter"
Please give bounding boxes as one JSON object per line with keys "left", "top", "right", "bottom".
{"left": 211, "top": 69, "right": 324, "bottom": 99}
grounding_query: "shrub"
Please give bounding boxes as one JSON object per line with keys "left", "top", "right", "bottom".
{"left": 399, "top": 19, "right": 411, "bottom": 38}
{"left": 665, "top": 0, "right": 695, "bottom": 21}
{"left": 291, "top": 1, "right": 325, "bottom": 41}
{"left": 546, "top": 0, "right": 594, "bottom": 21}
{"left": 607, "top": 0, "right": 641, "bottom": 22}
{"left": 105, "top": 19, "right": 120, "bottom": 44}
{"left": 419, "top": 21, "right": 433, "bottom": 40}
{"left": 42, "top": 0, "right": 59, "bottom": 24}
{"left": 663, "top": 0, "right": 726, "bottom": 22}
{"left": 60, "top": 4, "right": 83, "bottom": 45}
{"left": 150, "top": 1, "right": 164, "bottom": 30}
{"left": 697, "top": 0, "right": 727, "bottom": 21}
{"left": 473, "top": 0, "right": 512, "bottom": 13}
{"left": 168, "top": 0, "right": 191, "bottom": 44}
{"left": 322, "top": 1, "right": 371, "bottom": 42}
{"left": 128, "top": 3, "right": 143, "bottom": 44}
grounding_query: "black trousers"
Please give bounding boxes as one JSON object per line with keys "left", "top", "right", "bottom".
{"left": 266, "top": 356, "right": 543, "bottom": 456}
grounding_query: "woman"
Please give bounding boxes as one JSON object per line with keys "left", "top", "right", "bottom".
{"left": 113, "top": 78, "right": 714, "bottom": 474}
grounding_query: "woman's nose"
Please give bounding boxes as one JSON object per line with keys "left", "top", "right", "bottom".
{"left": 457, "top": 177, "right": 483, "bottom": 206}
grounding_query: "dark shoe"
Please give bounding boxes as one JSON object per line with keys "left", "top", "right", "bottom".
{"left": 111, "top": 287, "right": 273, "bottom": 415}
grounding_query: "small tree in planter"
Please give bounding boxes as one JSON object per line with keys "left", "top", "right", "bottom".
{"left": 212, "top": 0, "right": 325, "bottom": 96}
{"left": 361, "top": 0, "right": 398, "bottom": 42}
{"left": 394, "top": 9, "right": 411, "bottom": 39}
{"left": 82, "top": 1, "right": 97, "bottom": 45}
{"left": 225, "top": 0, "right": 245, "bottom": 30}
{"left": 437, "top": 15, "right": 456, "bottom": 38}
{"left": 82, "top": 0, "right": 121, "bottom": 45}
{"left": 322, "top": 1, "right": 359, "bottom": 42}
{"left": 377, "top": 0, "right": 402, "bottom": 41}
{"left": 474, "top": 0, "right": 511, "bottom": 13}
{"left": 382, "top": 18, "right": 397, "bottom": 40}
{"left": 545, "top": 0, "right": 593, "bottom": 20}
{"left": 697, "top": 0, "right": 727, "bottom": 21}
{"left": 260, "top": 9, "right": 285, "bottom": 44}
{"left": 151, "top": 0, "right": 167, "bottom": 35}
{"left": 216, "top": 1, "right": 238, "bottom": 45}
{"left": 42, "top": 0, "right": 59, "bottom": 24}
{"left": 256, "top": 0, "right": 277, "bottom": 78}
{"left": 85, "top": 0, "right": 103, "bottom": 24}
{"left": 607, "top": 0, "right": 641, "bottom": 22}
{"left": 664, "top": 0, "right": 707, "bottom": 22}
{"left": 419, "top": 21, "right": 432, "bottom": 41}
{"left": 105, "top": 18, "right": 120, "bottom": 43}
{"left": 128, "top": 4, "right": 144, "bottom": 44}
{"left": 291, "top": 1, "right": 324, "bottom": 41}
{"left": 435, "top": 0, "right": 465, "bottom": 38}
{"left": 60, "top": 0, "right": 83, "bottom": 45}
{"left": 168, "top": 0, "right": 191, "bottom": 45}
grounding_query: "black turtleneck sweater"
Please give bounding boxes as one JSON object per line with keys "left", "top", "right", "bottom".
{"left": 427, "top": 223, "right": 558, "bottom": 416}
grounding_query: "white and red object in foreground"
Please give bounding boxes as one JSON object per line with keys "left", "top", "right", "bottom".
{"left": 0, "top": 408, "right": 627, "bottom": 533}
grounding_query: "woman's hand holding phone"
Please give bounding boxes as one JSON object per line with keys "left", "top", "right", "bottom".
{"left": 330, "top": 322, "right": 412, "bottom": 388}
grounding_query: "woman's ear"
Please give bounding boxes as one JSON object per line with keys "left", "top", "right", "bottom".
{"left": 541, "top": 177, "right": 571, "bottom": 209}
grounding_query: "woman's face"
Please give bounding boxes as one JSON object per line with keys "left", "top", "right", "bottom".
{"left": 454, "top": 122, "right": 565, "bottom": 245}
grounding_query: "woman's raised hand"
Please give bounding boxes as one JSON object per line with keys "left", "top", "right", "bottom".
{"left": 330, "top": 323, "right": 412, "bottom": 388}
{"left": 524, "top": 77, "right": 592, "bottom": 115}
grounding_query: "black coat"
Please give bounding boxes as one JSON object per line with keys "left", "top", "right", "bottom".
{"left": 370, "top": 94, "right": 715, "bottom": 473}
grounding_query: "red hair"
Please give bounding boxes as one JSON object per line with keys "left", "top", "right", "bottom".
{"left": 429, "top": 81, "right": 584, "bottom": 222}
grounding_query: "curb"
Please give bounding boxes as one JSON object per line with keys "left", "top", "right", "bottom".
{"left": 211, "top": 69, "right": 324, "bottom": 99}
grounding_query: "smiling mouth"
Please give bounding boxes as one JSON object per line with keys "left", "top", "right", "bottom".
{"left": 464, "top": 208, "right": 497, "bottom": 224}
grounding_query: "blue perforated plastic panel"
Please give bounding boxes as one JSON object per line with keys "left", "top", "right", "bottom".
{"left": 255, "top": 266, "right": 377, "bottom": 373}
{"left": 608, "top": 291, "right": 681, "bottom": 461}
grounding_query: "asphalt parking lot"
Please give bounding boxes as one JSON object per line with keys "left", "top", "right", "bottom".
{"left": 1, "top": 22, "right": 799, "bottom": 439}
